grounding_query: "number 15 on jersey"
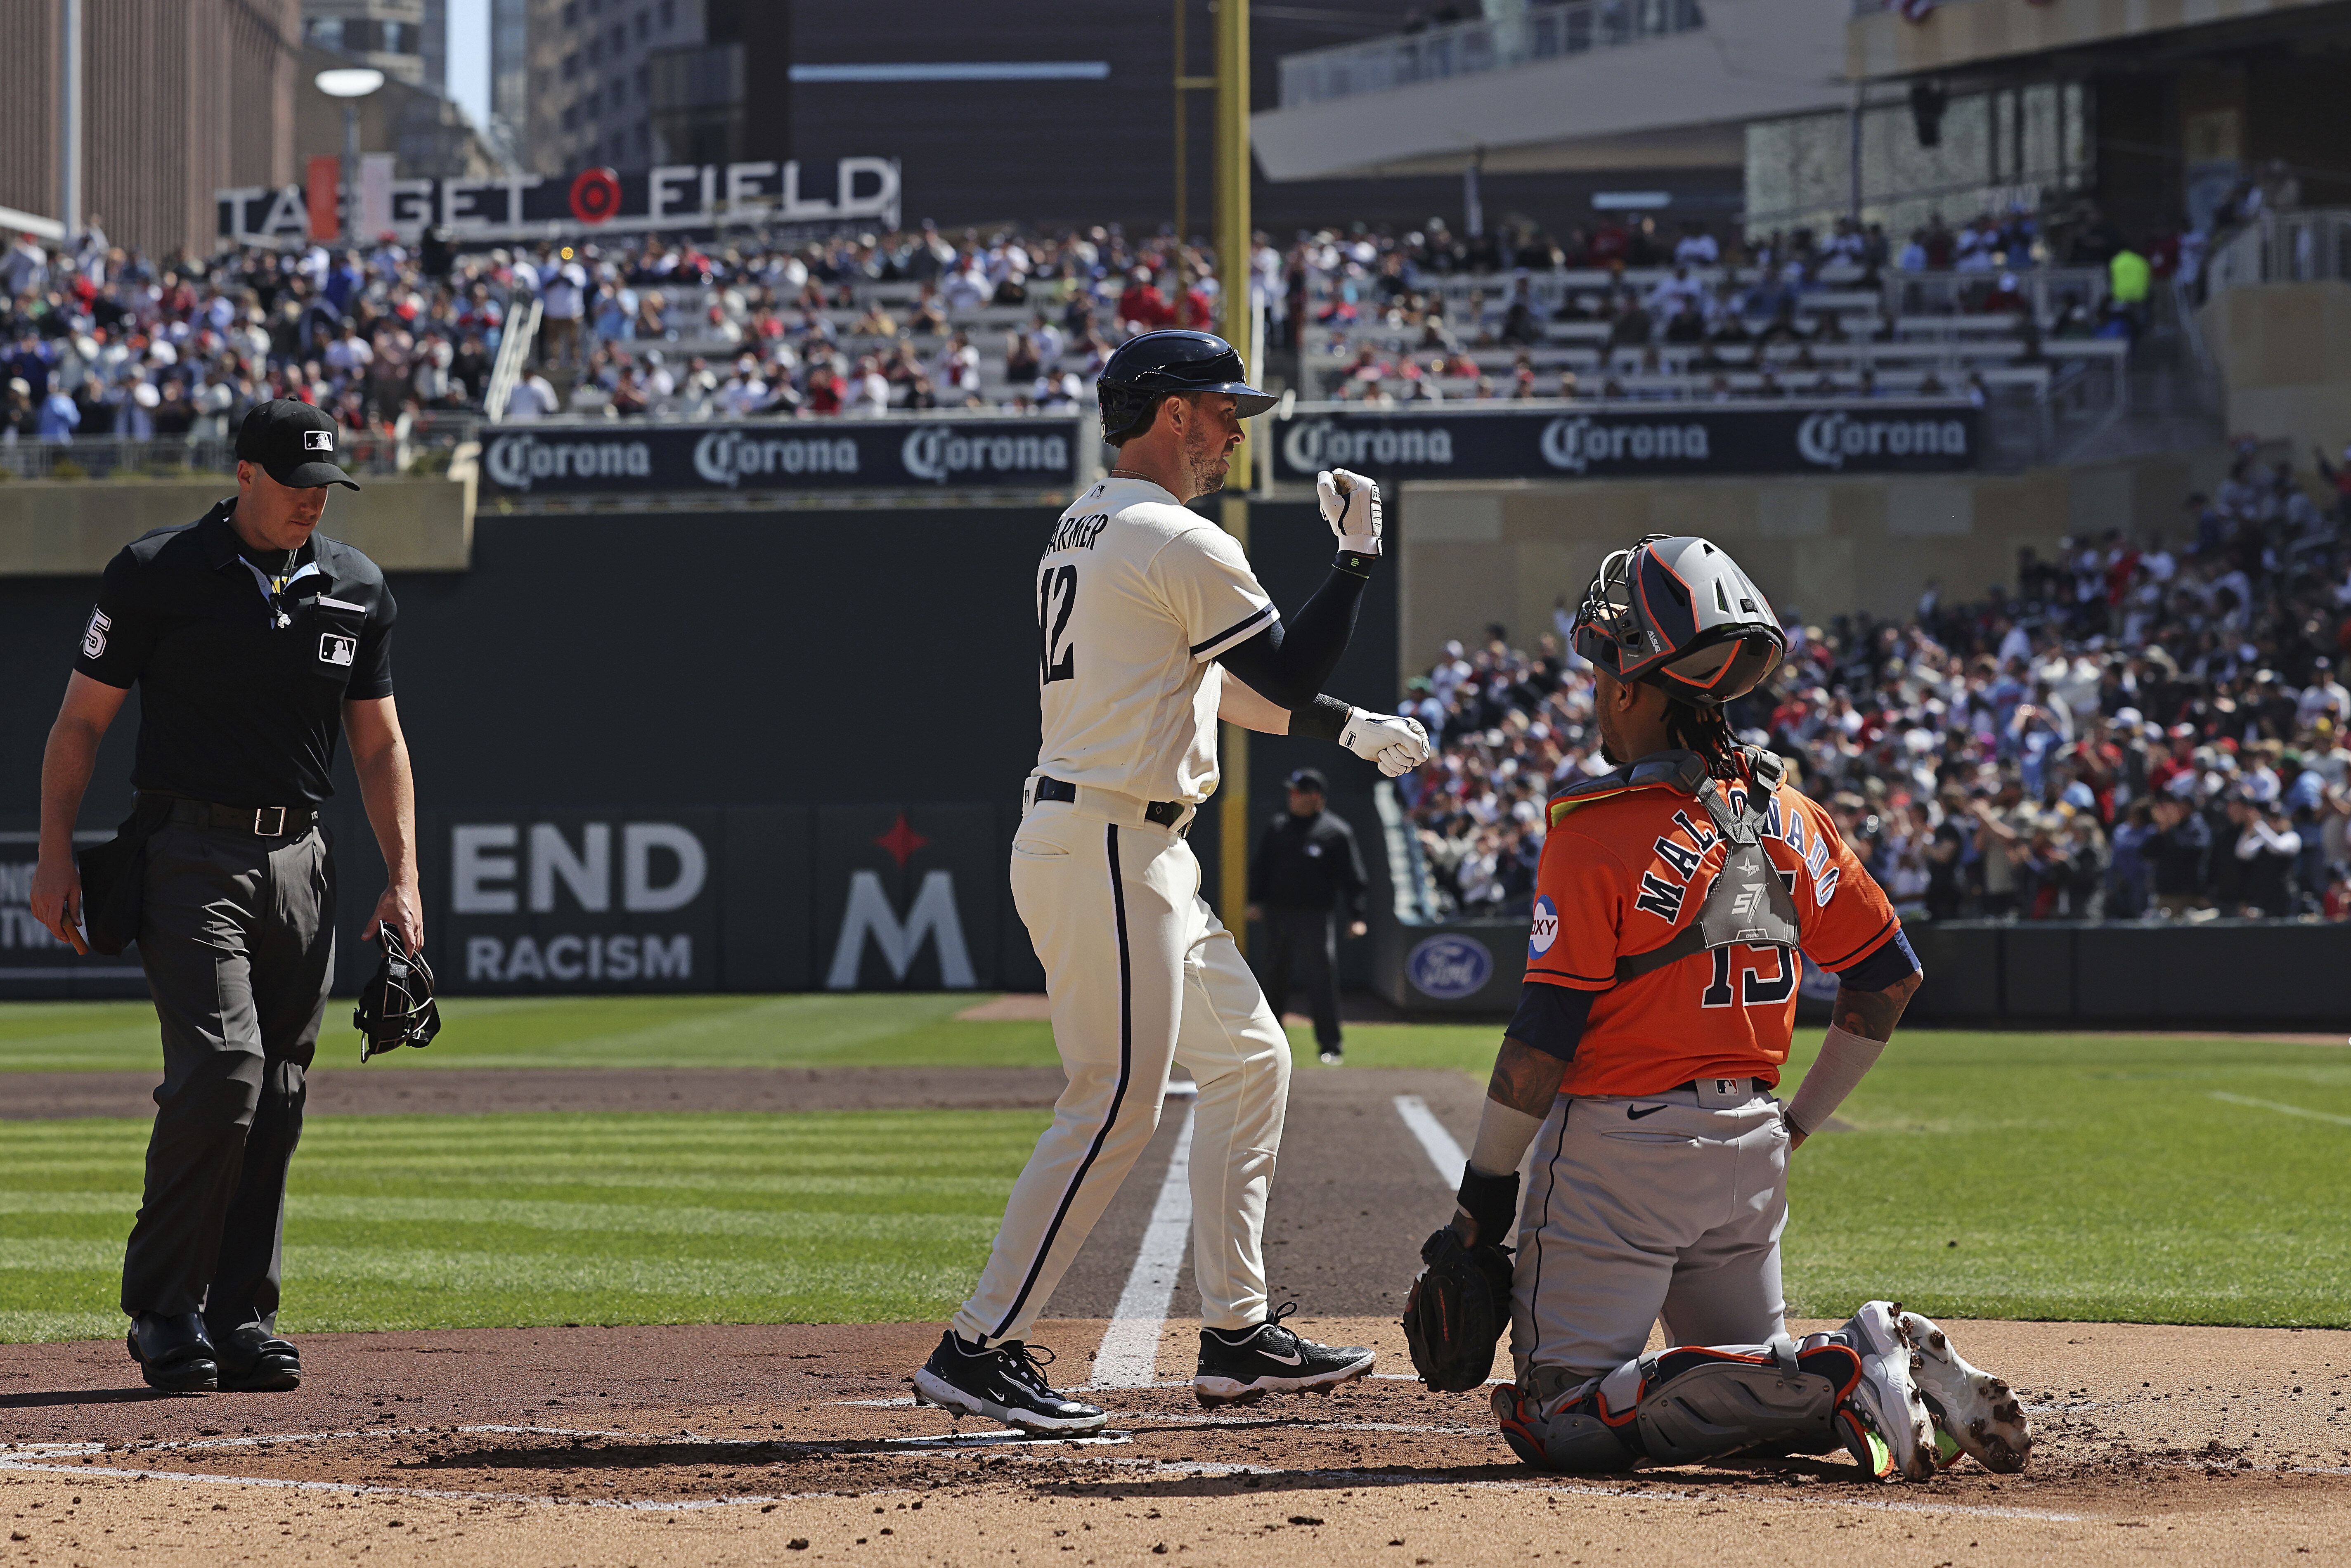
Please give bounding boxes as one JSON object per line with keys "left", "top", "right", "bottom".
{"left": 1038, "top": 563, "right": 1077, "bottom": 686}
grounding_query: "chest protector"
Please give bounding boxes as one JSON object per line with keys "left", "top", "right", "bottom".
{"left": 1549, "top": 746, "right": 1804, "bottom": 983}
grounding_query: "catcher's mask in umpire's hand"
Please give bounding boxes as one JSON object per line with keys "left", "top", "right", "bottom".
{"left": 356, "top": 927, "right": 441, "bottom": 1064}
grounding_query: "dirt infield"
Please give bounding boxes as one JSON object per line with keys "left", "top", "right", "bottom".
{"left": 2, "top": 1317, "right": 2347, "bottom": 1566}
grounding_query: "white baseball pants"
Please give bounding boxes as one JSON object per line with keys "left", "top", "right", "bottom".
{"left": 1509, "top": 1081, "right": 1791, "bottom": 1391}
{"left": 952, "top": 791, "right": 1292, "bottom": 1347}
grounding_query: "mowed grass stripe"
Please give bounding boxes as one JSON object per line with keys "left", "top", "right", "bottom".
{"left": 0, "top": 1109, "right": 1049, "bottom": 1341}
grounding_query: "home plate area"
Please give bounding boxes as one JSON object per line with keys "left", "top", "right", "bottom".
{"left": 5, "top": 1321, "right": 2351, "bottom": 1566}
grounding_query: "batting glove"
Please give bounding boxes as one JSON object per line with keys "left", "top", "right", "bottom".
{"left": 1317, "top": 468, "right": 1381, "bottom": 556}
{"left": 1341, "top": 710, "right": 1431, "bottom": 777}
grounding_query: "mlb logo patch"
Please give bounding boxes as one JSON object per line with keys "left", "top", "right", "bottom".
{"left": 303, "top": 429, "right": 336, "bottom": 452}
{"left": 320, "top": 632, "right": 357, "bottom": 667}
{"left": 81, "top": 608, "right": 110, "bottom": 660}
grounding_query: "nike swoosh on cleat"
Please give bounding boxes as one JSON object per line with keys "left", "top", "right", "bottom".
{"left": 1260, "top": 1348, "right": 1303, "bottom": 1365}
{"left": 1626, "top": 1104, "right": 1668, "bottom": 1119}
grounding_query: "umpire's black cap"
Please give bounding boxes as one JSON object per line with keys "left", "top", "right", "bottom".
{"left": 1098, "top": 329, "right": 1276, "bottom": 442}
{"left": 1286, "top": 767, "right": 1329, "bottom": 795}
{"left": 236, "top": 399, "right": 361, "bottom": 490}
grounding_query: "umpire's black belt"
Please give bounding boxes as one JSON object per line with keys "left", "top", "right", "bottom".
{"left": 1034, "top": 776, "right": 1187, "bottom": 828}
{"left": 147, "top": 795, "right": 321, "bottom": 837}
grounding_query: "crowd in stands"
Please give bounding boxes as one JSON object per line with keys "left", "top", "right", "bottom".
{"left": 0, "top": 195, "right": 2174, "bottom": 443}
{"left": 1396, "top": 443, "right": 2351, "bottom": 923}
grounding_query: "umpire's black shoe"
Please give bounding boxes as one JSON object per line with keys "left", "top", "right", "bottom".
{"left": 126, "top": 1313, "right": 219, "bottom": 1394}
{"left": 210, "top": 1322, "right": 302, "bottom": 1392}
{"left": 1194, "top": 1302, "right": 1376, "bottom": 1407}
{"left": 913, "top": 1332, "right": 1109, "bottom": 1434}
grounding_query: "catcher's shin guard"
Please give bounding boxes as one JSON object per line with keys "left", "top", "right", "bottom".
{"left": 1502, "top": 1340, "right": 1864, "bottom": 1472}
{"left": 1632, "top": 1340, "right": 1862, "bottom": 1466}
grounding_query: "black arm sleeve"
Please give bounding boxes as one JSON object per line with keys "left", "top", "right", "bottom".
{"left": 1213, "top": 556, "right": 1369, "bottom": 712}
{"left": 1505, "top": 981, "right": 1597, "bottom": 1062}
{"left": 1835, "top": 927, "right": 1921, "bottom": 992}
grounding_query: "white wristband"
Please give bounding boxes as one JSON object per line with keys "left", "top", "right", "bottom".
{"left": 1783, "top": 1023, "right": 1885, "bottom": 1138}
{"left": 1467, "top": 1097, "right": 1546, "bottom": 1179}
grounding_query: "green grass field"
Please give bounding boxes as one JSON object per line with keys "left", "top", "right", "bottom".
{"left": 1, "top": 996, "right": 2345, "bottom": 1340}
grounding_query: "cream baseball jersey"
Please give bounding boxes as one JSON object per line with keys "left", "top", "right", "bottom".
{"left": 1032, "top": 475, "right": 1275, "bottom": 805}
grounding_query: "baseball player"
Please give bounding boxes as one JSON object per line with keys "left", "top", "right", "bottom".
{"left": 914, "top": 329, "right": 1432, "bottom": 1433}
{"left": 1405, "top": 534, "right": 2031, "bottom": 1480}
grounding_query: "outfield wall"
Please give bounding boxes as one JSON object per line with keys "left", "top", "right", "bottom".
{"left": 1367, "top": 911, "right": 2350, "bottom": 1030}
{"left": 0, "top": 497, "right": 1399, "bottom": 1000}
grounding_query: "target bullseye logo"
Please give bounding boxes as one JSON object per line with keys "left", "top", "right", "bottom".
{"left": 569, "top": 167, "right": 622, "bottom": 225}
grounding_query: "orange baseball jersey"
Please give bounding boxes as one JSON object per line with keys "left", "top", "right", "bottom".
{"left": 1523, "top": 769, "right": 1900, "bottom": 1098}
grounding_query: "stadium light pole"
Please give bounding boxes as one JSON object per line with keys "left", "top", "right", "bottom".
{"left": 315, "top": 67, "right": 387, "bottom": 242}
{"left": 1215, "top": 0, "right": 1252, "bottom": 955}
{"left": 60, "top": 0, "right": 81, "bottom": 241}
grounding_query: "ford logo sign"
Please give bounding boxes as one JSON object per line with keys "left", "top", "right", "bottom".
{"left": 1407, "top": 934, "right": 1493, "bottom": 1000}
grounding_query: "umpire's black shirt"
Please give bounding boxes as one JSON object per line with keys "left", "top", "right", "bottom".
{"left": 1250, "top": 806, "right": 1369, "bottom": 917}
{"left": 75, "top": 498, "right": 397, "bottom": 805}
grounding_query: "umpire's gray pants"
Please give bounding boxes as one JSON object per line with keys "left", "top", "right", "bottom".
{"left": 121, "top": 821, "right": 334, "bottom": 1333}
{"left": 1509, "top": 1083, "right": 1790, "bottom": 1389}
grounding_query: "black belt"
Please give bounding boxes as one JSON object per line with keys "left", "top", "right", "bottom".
{"left": 1034, "top": 776, "right": 1187, "bottom": 827}
{"left": 1666, "top": 1077, "right": 1772, "bottom": 1095}
{"left": 150, "top": 796, "right": 320, "bottom": 837}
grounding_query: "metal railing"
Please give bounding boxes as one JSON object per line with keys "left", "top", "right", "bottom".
{"left": 0, "top": 413, "right": 481, "bottom": 482}
{"left": 1277, "top": 0, "right": 1707, "bottom": 108}
{"left": 485, "top": 294, "right": 543, "bottom": 423}
{"left": 2204, "top": 209, "right": 2351, "bottom": 294}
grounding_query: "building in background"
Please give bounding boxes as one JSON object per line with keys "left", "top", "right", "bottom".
{"left": 301, "top": 0, "right": 431, "bottom": 88}
{"left": 520, "top": 0, "right": 782, "bottom": 175}
{"left": 0, "top": 0, "right": 303, "bottom": 258}
{"left": 294, "top": 43, "right": 504, "bottom": 189}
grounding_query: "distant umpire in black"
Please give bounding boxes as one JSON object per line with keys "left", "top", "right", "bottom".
{"left": 1246, "top": 767, "right": 1368, "bottom": 1067}
{"left": 28, "top": 399, "right": 418, "bottom": 1394}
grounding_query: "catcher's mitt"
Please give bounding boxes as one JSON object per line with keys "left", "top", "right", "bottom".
{"left": 355, "top": 927, "right": 441, "bottom": 1064}
{"left": 1403, "top": 1223, "right": 1515, "bottom": 1393}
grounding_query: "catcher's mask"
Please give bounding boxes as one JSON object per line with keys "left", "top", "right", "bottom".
{"left": 355, "top": 927, "right": 441, "bottom": 1064}
{"left": 1572, "top": 533, "right": 1785, "bottom": 706}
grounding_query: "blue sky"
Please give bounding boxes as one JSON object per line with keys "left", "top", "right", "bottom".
{"left": 446, "top": 0, "right": 491, "bottom": 126}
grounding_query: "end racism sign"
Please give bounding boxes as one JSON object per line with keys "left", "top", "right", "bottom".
{"left": 218, "top": 158, "right": 901, "bottom": 245}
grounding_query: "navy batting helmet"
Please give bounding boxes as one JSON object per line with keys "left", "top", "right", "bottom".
{"left": 1097, "top": 330, "right": 1276, "bottom": 443}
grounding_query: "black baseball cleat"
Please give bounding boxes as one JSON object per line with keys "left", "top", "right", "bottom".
{"left": 1194, "top": 1302, "right": 1375, "bottom": 1407}
{"left": 912, "top": 1332, "right": 1109, "bottom": 1434}
{"left": 126, "top": 1313, "right": 219, "bottom": 1394}
{"left": 210, "top": 1322, "right": 302, "bottom": 1392}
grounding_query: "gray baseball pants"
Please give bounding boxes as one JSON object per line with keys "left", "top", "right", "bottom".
{"left": 1509, "top": 1079, "right": 1790, "bottom": 1392}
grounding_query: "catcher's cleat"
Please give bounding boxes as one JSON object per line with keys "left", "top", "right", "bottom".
{"left": 1839, "top": 1301, "right": 1939, "bottom": 1482}
{"left": 1897, "top": 1308, "right": 2032, "bottom": 1473}
{"left": 1194, "top": 1302, "right": 1374, "bottom": 1407}
{"left": 912, "top": 1332, "right": 1108, "bottom": 1435}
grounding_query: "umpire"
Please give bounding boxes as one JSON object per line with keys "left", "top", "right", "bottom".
{"left": 1247, "top": 768, "right": 1368, "bottom": 1065}
{"left": 28, "top": 400, "right": 419, "bottom": 1394}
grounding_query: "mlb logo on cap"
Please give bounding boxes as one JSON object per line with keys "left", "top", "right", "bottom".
{"left": 234, "top": 399, "right": 362, "bottom": 491}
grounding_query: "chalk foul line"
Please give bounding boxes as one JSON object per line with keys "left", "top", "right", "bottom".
{"left": 1393, "top": 1094, "right": 1467, "bottom": 1187}
{"left": 2208, "top": 1091, "right": 2351, "bottom": 1127}
{"left": 1091, "top": 1101, "right": 1197, "bottom": 1390}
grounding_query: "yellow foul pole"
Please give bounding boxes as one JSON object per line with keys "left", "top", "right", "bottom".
{"left": 1214, "top": 0, "right": 1253, "bottom": 956}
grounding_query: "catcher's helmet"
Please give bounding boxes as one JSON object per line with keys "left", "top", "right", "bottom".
{"left": 1097, "top": 329, "right": 1276, "bottom": 443}
{"left": 355, "top": 927, "right": 441, "bottom": 1064}
{"left": 1572, "top": 534, "right": 1785, "bottom": 706}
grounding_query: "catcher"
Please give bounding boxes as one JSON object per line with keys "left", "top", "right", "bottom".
{"left": 1403, "top": 534, "right": 2032, "bottom": 1482}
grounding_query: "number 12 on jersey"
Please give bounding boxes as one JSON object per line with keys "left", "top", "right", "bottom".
{"left": 1038, "top": 563, "right": 1077, "bottom": 686}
